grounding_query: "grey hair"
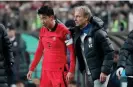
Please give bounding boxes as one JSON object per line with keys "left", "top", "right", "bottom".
{"left": 75, "top": 6, "right": 92, "bottom": 19}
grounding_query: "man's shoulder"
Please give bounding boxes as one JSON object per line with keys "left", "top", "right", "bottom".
{"left": 58, "top": 23, "right": 70, "bottom": 33}
{"left": 58, "top": 23, "right": 69, "bottom": 30}
{"left": 40, "top": 26, "right": 46, "bottom": 31}
{"left": 90, "top": 16, "right": 104, "bottom": 28}
{"left": 39, "top": 26, "right": 46, "bottom": 36}
{"left": 95, "top": 29, "right": 106, "bottom": 34}
{"left": 94, "top": 29, "right": 108, "bottom": 39}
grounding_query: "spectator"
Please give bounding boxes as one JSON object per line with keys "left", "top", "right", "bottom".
{"left": 107, "top": 50, "right": 121, "bottom": 87}
{"left": 116, "top": 30, "right": 133, "bottom": 87}
{"left": 7, "top": 24, "right": 28, "bottom": 86}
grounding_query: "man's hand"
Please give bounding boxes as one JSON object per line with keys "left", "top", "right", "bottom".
{"left": 27, "top": 71, "right": 33, "bottom": 80}
{"left": 100, "top": 72, "right": 107, "bottom": 83}
{"left": 116, "top": 67, "right": 124, "bottom": 79}
{"left": 66, "top": 72, "right": 74, "bottom": 83}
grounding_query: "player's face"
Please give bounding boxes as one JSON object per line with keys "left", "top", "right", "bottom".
{"left": 39, "top": 14, "right": 53, "bottom": 28}
{"left": 74, "top": 10, "right": 88, "bottom": 28}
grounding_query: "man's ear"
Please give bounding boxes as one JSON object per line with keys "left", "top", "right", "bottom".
{"left": 85, "top": 15, "right": 89, "bottom": 21}
{"left": 50, "top": 15, "right": 55, "bottom": 20}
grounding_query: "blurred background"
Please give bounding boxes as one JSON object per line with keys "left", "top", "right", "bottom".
{"left": 0, "top": 1, "right": 133, "bottom": 87}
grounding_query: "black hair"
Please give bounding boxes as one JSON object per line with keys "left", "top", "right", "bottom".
{"left": 6, "top": 23, "right": 15, "bottom": 30}
{"left": 38, "top": 5, "right": 54, "bottom": 16}
{"left": 65, "top": 19, "right": 76, "bottom": 28}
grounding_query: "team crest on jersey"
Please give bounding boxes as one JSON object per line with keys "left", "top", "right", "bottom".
{"left": 53, "top": 37, "right": 56, "bottom": 41}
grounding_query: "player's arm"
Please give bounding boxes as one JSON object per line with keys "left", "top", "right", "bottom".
{"left": 29, "top": 36, "right": 44, "bottom": 71}
{"left": 65, "top": 31, "right": 76, "bottom": 73}
{"left": 29, "top": 28, "right": 44, "bottom": 71}
{"left": 27, "top": 33, "right": 44, "bottom": 80}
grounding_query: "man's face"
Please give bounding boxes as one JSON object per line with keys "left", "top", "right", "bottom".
{"left": 74, "top": 10, "right": 88, "bottom": 28}
{"left": 7, "top": 29, "right": 16, "bottom": 38}
{"left": 39, "top": 14, "right": 53, "bottom": 28}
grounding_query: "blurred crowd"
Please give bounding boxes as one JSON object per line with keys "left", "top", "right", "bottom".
{"left": 0, "top": 1, "right": 133, "bottom": 32}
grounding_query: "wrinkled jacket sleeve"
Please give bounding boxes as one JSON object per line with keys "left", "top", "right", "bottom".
{"left": 0, "top": 24, "right": 14, "bottom": 65}
{"left": 95, "top": 29, "right": 114, "bottom": 75}
{"left": 117, "top": 31, "right": 133, "bottom": 68}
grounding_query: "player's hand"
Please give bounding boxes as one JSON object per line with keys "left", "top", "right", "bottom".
{"left": 100, "top": 72, "right": 107, "bottom": 83}
{"left": 116, "top": 67, "right": 124, "bottom": 79}
{"left": 27, "top": 71, "right": 33, "bottom": 80}
{"left": 66, "top": 72, "right": 74, "bottom": 83}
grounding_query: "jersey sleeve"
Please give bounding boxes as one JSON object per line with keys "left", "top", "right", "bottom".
{"left": 29, "top": 28, "right": 44, "bottom": 71}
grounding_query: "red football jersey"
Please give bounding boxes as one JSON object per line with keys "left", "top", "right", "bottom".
{"left": 29, "top": 23, "right": 76, "bottom": 73}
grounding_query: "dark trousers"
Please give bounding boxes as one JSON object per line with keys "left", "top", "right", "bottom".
{"left": 7, "top": 65, "right": 17, "bottom": 86}
{"left": 83, "top": 71, "right": 94, "bottom": 87}
{"left": 107, "top": 71, "right": 120, "bottom": 87}
{"left": 127, "top": 77, "right": 133, "bottom": 87}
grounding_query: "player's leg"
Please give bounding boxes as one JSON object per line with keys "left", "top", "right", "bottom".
{"left": 40, "top": 70, "right": 52, "bottom": 87}
{"left": 49, "top": 71, "right": 67, "bottom": 87}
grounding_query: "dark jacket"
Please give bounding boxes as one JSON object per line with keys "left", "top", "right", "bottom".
{"left": 71, "top": 16, "right": 114, "bottom": 80}
{"left": 117, "top": 30, "right": 133, "bottom": 76}
{"left": 0, "top": 24, "right": 14, "bottom": 87}
{"left": 11, "top": 33, "right": 28, "bottom": 80}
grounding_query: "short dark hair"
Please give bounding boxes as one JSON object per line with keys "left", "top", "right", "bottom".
{"left": 38, "top": 6, "right": 54, "bottom": 16}
{"left": 7, "top": 23, "right": 15, "bottom": 30}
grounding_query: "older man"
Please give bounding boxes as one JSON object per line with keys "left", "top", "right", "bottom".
{"left": 71, "top": 6, "right": 114, "bottom": 87}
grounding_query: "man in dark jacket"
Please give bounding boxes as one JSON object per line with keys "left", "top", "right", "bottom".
{"left": 0, "top": 24, "right": 14, "bottom": 87}
{"left": 71, "top": 6, "right": 114, "bottom": 87}
{"left": 116, "top": 30, "right": 133, "bottom": 87}
{"left": 7, "top": 24, "right": 28, "bottom": 86}
{"left": 107, "top": 50, "right": 120, "bottom": 87}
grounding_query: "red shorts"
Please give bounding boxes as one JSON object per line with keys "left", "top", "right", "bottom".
{"left": 40, "top": 70, "right": 67, "bottom": 87}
